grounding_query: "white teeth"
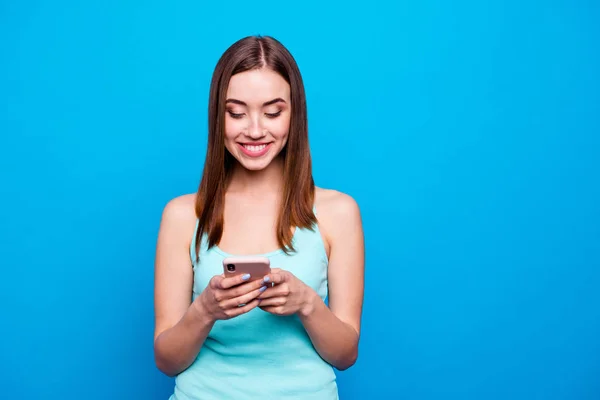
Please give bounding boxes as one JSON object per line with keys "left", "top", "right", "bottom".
{"left": 243, "top": 144, "right": 267, "bottom": 152}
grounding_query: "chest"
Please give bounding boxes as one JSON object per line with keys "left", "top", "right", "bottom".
{"left": 218, "top": 196, "right": 283, "bottom": 255}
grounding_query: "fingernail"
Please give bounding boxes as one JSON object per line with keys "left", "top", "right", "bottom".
{"left": 259, "top": 285, "right": 267, "bottom": 292}
{"left": 242, "top": 274, "right": 251, "bottom": 280}
{"left": 263, "top": 276, "right": 270, "bottom": 283}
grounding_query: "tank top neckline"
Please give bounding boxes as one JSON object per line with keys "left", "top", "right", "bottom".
{"left": 201, "top": 206, "right": 318, "bottom": 259}
{"left": 209, "top": 226, "right": 300, "bottom": 258}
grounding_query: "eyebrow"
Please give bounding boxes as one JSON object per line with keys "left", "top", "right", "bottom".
{"left": 225, "top": 97, "right": 287, "bottom": 107}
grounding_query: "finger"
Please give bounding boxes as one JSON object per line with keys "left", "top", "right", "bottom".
{"left": 221, "top": 278, "right": 266, "bottom": 300}
{"left": 220, "top": 273, "right": 253, "bottom": 289}
{"left": 263, "top": 271, "right": 286, "bottom": 285}
{"left": 257, "top": 283, "right": 290, "bottom": 299}
{"left": 258, "top": 305, "right": 286, "bottom": 316}
{"left": 256, "top": 296, "right": 287, "bottom": 307}
{"left": 221, "top": 284, "right": 268, "bottom": 309}
{"left": 214, "top": 281, "right": 257, "bottom": 303}
{"left": 214, "top": 279, "right": 264, "bottom": 302}
{"left": 224, "top": 299, "right": 260, "bottom": 319}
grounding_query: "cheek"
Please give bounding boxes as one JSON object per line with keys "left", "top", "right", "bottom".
{"left": 224, "top": 119, "right": 243, "bottom": 140}
{"left": 268, "top": 116, "right": 291, "bottom": 139}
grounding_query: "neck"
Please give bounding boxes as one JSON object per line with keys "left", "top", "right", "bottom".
{"left": 227, "top": 155, "right": 285, "bottom": 196}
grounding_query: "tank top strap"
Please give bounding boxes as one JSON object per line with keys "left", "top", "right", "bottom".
{"left": 189, "top": 218, "right": 201, "bottom": 265}
{"left": 288, "top": 203, "right": 327, "bottom": 262}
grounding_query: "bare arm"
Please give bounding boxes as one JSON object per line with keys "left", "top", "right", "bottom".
{"left": 153, "top": 195, "right": 214, "bottom": 377}
{"left": 299, "top": 192, "right": 365, "bottom": 370}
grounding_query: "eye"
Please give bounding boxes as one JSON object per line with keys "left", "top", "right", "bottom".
{"left": 265, "top": 110, "right": 282, "bottom": 118}
{"left": 227, "top": 111, "right": 244, "bottom": 119}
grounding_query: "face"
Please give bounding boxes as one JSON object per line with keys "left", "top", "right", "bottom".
{"left": 224, "top": 67, "right": 291, "bottom": 171}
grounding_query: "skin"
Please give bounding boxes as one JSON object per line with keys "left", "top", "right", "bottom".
{"left": 154, "top": 67, "right": 365, "bottom": 377}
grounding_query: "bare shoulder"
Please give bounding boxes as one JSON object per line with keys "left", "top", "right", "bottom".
{"left": 314, "top": 187, "right": 362, "bottom": 247}
{"left": 315, "top": 187, "right": 361, "bottom": 223}
{"left": 162, "top": 193, "right": 197, "bottom": 220}
{"left": 158, "top": 193, "right": 198, "bottom": 246}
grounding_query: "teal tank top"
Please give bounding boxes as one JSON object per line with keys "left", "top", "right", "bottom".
{"left": 169, "top": 213, "right": 339, "bottom": 400}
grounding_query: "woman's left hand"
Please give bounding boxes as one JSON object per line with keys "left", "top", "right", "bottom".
{"left": 258, "top": 268, "right": 316, "bottom": 317}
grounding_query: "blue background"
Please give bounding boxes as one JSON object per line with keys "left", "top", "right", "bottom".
{"left": 1, "top": 1, "right": 599, "bottom": 399}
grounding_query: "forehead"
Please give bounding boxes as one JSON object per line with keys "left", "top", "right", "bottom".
{"left": 226, "top": 68, "right": 290, "bottom": 103}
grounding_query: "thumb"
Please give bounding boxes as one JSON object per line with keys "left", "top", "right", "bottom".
{"left": 210, "top": 274, "right": 224, "bottom": 289}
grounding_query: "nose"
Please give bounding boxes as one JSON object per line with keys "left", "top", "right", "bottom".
{"left": 247, "top": 117, "right": 266, "bottom": 140}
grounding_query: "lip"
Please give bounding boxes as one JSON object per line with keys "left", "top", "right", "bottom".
{"left": 237, "top": 142, "right": 272, "bottom": 158}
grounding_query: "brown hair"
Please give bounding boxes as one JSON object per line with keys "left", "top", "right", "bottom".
{"left": 194, "top": 35, "right": 316, "bottom": 259}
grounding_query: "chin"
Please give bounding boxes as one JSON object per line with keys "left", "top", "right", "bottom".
{"left": 236, "top": 157, "right": 274, "bottom": 171}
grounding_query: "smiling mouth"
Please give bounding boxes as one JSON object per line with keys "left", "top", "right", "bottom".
{"left": 237, "top": 142, "right": 272, "bottom": 157}
{"left": 242, "top": 143, "right": 267, "bottom": 152}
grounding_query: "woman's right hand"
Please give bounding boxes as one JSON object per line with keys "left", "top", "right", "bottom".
{"left": 194, "top": 274, "right": 267, "bottom": 322}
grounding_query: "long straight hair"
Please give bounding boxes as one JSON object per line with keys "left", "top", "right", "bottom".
{"left": 194, "top": 36, "right": 316, "bottom": 260}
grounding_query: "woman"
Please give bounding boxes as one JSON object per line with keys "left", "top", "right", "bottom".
{"left": 154, "top": 35, "right": 365, "bottom": 400}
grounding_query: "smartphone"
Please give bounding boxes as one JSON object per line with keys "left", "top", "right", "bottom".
{"left": 222, "top": 256, "right": 271, "bottom": 283}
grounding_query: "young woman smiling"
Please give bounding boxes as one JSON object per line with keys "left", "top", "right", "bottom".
{"left": 153, "top": 35, "right": 365, "bottom": 400}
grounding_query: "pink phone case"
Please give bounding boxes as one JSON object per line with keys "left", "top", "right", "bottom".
{"left": 222, "top": 256, "right": 271, "bottom": 282}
